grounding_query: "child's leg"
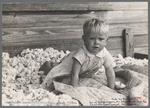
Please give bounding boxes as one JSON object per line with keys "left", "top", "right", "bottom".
{"left": 114, "top": 66, "right": 141, "bottom": 89}
{"left": 41, "top": 52, "right": 76, "bottom": 90}
{"left": 41, "top": 62, "right": 72, "bottom": 90}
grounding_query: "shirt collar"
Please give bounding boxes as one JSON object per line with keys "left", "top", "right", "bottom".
{"left": 82, "top": 45, "right": 105, "bottom": 58}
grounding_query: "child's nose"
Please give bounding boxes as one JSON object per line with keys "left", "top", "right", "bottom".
{"left": 94, "top": 39, "right": 99, "bottom": 44}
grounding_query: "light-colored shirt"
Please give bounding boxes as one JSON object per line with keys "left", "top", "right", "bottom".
{"left": 48, "top": 45, "right": 115, "bottom": 78}
{"left": 73, "top": 45, "right": 115, "bottom": 74}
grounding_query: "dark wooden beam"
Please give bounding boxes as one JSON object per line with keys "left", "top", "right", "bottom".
{"left": 125, "top": 28, "right": 134, "bottom": 57}
{"left": 134, "top": 53, "right": 148, "bottom": 59}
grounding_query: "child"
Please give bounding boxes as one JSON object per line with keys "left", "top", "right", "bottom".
{"left": 41, "top": 18, "right": 122, "bottom": 90}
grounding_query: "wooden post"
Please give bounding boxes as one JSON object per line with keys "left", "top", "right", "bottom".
{"left": 125, "top": 28, "right": 134, "bottom": 57}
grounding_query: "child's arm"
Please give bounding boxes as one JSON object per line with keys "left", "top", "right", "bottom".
{"left": 105, "top": 64, "right": 115, "bottom": 89}
{"left": 70, "top": 58, "right": 81, "bottom": 87}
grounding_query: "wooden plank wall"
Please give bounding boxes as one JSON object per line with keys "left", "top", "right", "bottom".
{"left": 2, "top": 2, "right": 148, "bottom": 57}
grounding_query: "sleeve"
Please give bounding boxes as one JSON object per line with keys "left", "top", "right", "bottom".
{"left": 73, "top": 47, "right": 87, "bottom": 65}
{"left": 103, "top": 49, "right": 116, "bottom": 68}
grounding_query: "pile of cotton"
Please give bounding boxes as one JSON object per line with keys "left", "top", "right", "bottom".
{"left": 114, "top": 54, "right": 148, "bottom": 67}
{"left": 2, "top": 48, "right": 79, "bottom": 106}
{"left": 2, "top": 47, "right": 148, "bottom": 106}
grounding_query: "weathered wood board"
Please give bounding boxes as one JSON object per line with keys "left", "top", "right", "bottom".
{"left": 134, "top": 47, "right": 148, "bottom": 55}
{"left": 2, "top": 23, "right": 148, "bottom": 36}
{"left": 125, "top": 29, "right": 134, "bottom": 57}
{"left": 134, "top": 35, "right": 148, "bottom": 48}
{"left": 2, "top": 2, "right": 148, "bottom": 57}
{"left": 2, "top": 2, "right": 148, "bottom": 11}
{"left": 2, "top": 10, "right": 148, "bottom": 28}
{"left": 2, "top": 34, "right": 147, "bottom": 50}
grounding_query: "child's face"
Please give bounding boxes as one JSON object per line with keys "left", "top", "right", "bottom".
{"left": 83, "top": 32, "right": 108, "bottom": 55}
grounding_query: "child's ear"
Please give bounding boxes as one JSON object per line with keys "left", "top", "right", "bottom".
{"left": 106, "top": 37, "right": 109, "bottom": 42}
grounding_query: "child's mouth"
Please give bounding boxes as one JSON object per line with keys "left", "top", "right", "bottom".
{"left": 93, "top": 46, "right": 99, "bottom": 49}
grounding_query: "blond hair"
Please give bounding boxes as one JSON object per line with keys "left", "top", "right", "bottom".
{"left": 83, "top": 18, "right": 109, "bottom": 36}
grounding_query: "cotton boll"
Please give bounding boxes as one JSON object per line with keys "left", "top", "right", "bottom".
{"left": 23, "top": 48, "right": 30, "bottom": 54}
{"left": 2, "top": 67, "right": 18, "bottom": 82}
{"left": 22, "top": 59, "right": 30, "bottom": 67}
{"left": 34, "top": 56, "right": 41, "bottom": 62}
{"left": 17, "top": 62, "right": 24, "bottom": 70}
{"left": 56, "top": 58, "right": 61, "bottom": 63}
{"left": 2, "top": 80, "right": 7, "bottom": 87}
{"left": 34, "top": 62, "right": 40, "bottom": 67}
{"left": 21, "top": 67, "right": 31, "bottom": 75}
{"left": 24, "top": 54, "right": 31, "bottom": 60}
{"left": 113, "top": 54, "right": 125, "bottom": 67}
{"left": 2, "top": 67, "right": 9, "bottom": 74}
{"left": 40, "top": 56, "right": 49, "bottom": 64}
{"left": 51, "top": 96, "right": 59, "bottom": 106}
{"left": 37, "top": 48, "right": 44, "bottom": 52}
{"left": 59, "top": 50, "right": 65, "bottom": 56}
{"left": 117, "top": 54, "right": 124, "bottom": 60}
{"left": 47, "top": 92, "right": 56, "bottom": 98}
{"left": 9, "top": 57, "right": 19, "bottom": 67}
{"left": 4, "top": 89, "right": 13, "bottom": 99}
{"left": 2, "top": 94, "right": 7, "bottom": 100}
{"left": 30, "top": 74, "right": 41, "bottom": 85}
{"left": 40, "top": 98, "right": 50, "bottom": 103}
{"left": 45, "top": 47, "right": 55, "bottom": 53}
{"left": 32, "top": 51, "right": 39, "bottom": 56}
{"left": 15, "top": 91, "right": 26, "bottom": 101}
{"left": 52, "top": 53, "right": 57, "bottom": 58}
{"left": 2, "top": 59, "right": 10, "bottom": 67}
{"left": 45, "top": 57, "right": 51, "bottom": 62}
{"left": 25, "top": 92, "right": 34, "bottom": 100}
{"left": 42, "top": 52, "right": 49, "bottom": 58}
{"left": 2, "top": 87, "right": 9, "bottom": 95}
{"left": 65, "top": 50, "right": 70, "bottom": 55}
{"left": 2, "top": 52, "right": 10, "bottom": 61}
{"left": 124, "top": 57, "right": 133, "bottom": 64}
{"left": 16, "top": 77, "right": 27, "bottom": 85}
{"left": 2, "top": 94, "right": 9, "bottom": 106}
{"left": 49, "top": 93, "right": 57, "bottom": 102}
{"left": 11, "top": 90, "right": 19, "bottom": 98}
{"left": 9, "top": 68, "right": 19, "bottom": 76}
{"left": 7, "top": 83, "right": 17, "bottom": 91}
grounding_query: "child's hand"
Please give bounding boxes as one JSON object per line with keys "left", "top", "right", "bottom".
{"left": 115, "top": 81, "right": 126, "bottom": 89}
{"left": 115, "top": 81, "right": 126, "bottom": 94}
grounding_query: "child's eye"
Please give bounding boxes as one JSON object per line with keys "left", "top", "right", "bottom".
{"left": 90, "top": 38, "right": 94, "bottom": 40}
{"left": 98, "top": 38, "right": 105, "bottom": 41}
